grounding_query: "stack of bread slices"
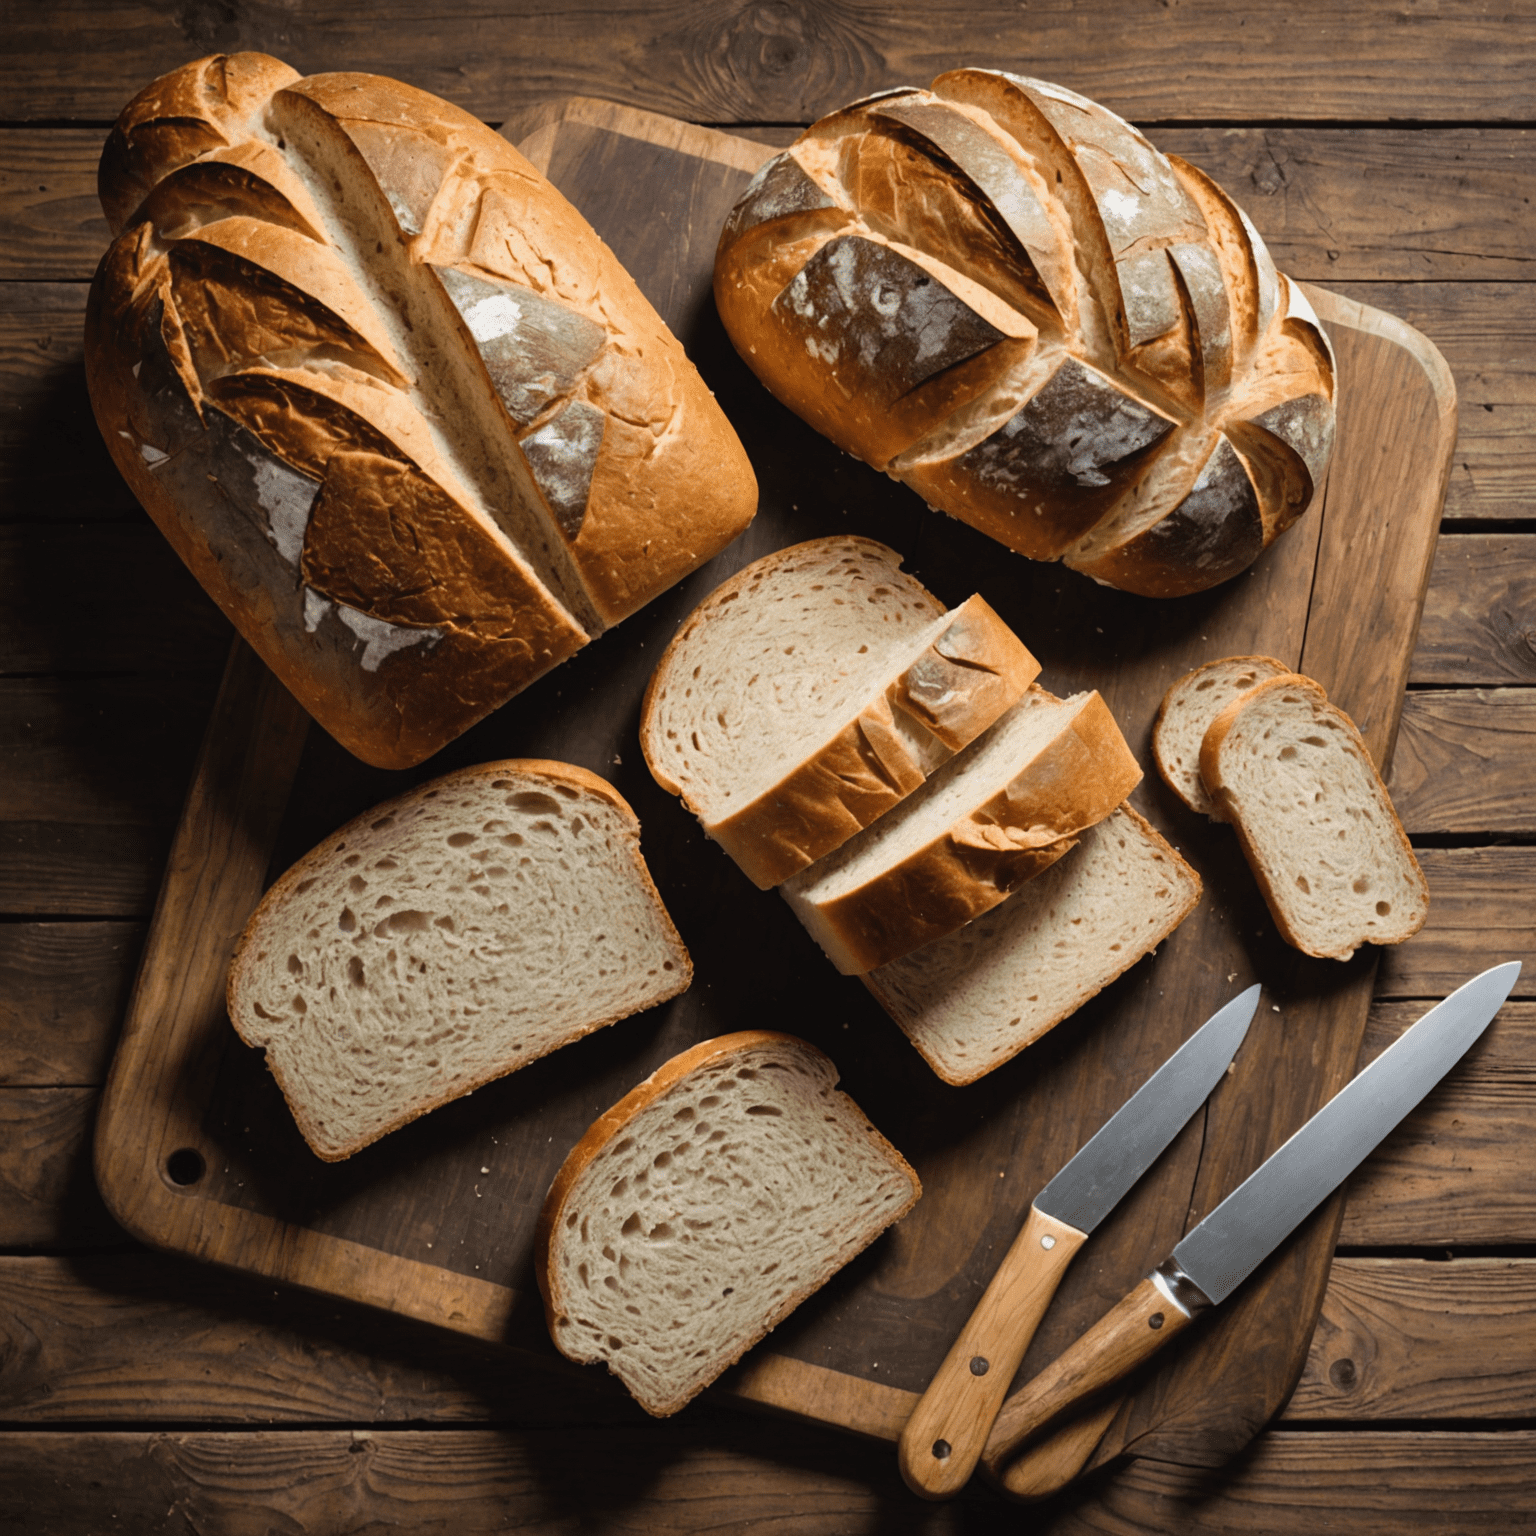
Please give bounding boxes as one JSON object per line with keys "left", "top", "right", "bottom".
{"left": 641, "top": 537, "right": 1201, "bottom": 1083}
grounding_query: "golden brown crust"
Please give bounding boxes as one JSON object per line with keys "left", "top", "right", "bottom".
{"left": 713, "top": 72, "right": 1335, "bottom": 599}
{"left": 89, "top": 52, "right": 756, "bottom": 768}
{"left": 1200, "top": 674, "right": 1429, "bottom": 960}
{"left": 227, "top": 759, "right": 690, "bottom": 1161}
{"left": 791, "top": 690, "right": 1145, "bottom": 974}
{"left": 533, "top": 1030, "right": 921, "bottom": 1413}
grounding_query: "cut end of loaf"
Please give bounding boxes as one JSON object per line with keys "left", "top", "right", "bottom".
{"left": 536, "top": 1031, "right": 919, "bottom": 1415}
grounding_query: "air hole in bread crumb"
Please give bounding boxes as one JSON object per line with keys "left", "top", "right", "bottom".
{"left": 621, "top": 1213, "right": 642, "bottom": 1236}
{"left": 653, "top": 1151, "right": 672, "bottom": 1169}
{"left": 346, "top": 957, "right": 365, "bottom": 987}
{"left": 1376, "top": 901, "right": 1391, "bottom": 915}
{"left": 1296, "top": 875, "right": 1311, "bottom": 894}
{"left": 1278, "top": 746, "right": 1297, "bottom": 761}
{"left": 293, "top": 878, "right": 315, "bottom": 895}
{"left": 736, "top": 1068, "right": 758, "bottom": 1081}
{"left": 650, "top": 1223, "right": 674, "bottom": 1240}
{"left": 746, "top": 1104, "right": 783, "bottom": 1116}
{"left": 447, "top": 832, "right": 477, "bottom": 848}
{"left": 286, "top": 954, "right": 303, "bottom": 975}
{"left": 614, "top": 1138, "right": 635, "bottom": 1154}
{"left": 338, "top": 909, "right": 356, "bottom": 933}
{"left": 1353, "top": 877, "right": 1371, "bottom": 893}
{"left": 290, "top": 995, "right": 306, "bottom": 1014}
{"left": 722, "top": 1287, "right": 734, "bottom": 1296}
{"left": 699, "top": 1096, "right": 720, "bottom": 1109}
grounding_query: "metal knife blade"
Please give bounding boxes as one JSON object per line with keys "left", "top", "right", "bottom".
{"left": 1035, "top": 983, "right": 1261, "bottom": 1232}
{"left": 898, "top": 984, "right": 1258, "bottom": 1499}
{"left": 982, "top": 961, "right": 1521, "bottom": 1495}
{"left": 1171, "top": 960, "right": 1521, "bottom": 1306}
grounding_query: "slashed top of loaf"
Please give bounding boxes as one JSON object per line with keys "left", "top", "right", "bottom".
{"left": 229, "top": 762, "right": 688, "bottom": 1159}
{"left": 866, "top": 806, "right": 1200, "bottom": 1083}
{"left": 1203, "top": 680, "right": 1428, "bottom": 959}
{"left": 642, "top": 538, "right": 945, "bottom": 817}
{"left": 541, "top": 1034, "right": 918, "bottom": 1415}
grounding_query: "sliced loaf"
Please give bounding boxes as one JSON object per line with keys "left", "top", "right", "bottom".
{"left": 864, "top": 806, "right": 1201, "bottom": 1084}
{"left": 535, "top": 1031, "right": 920, "bottom": 1416}
{"left": 781, "top": 688, "right": 1143, "bottom": 973}
{"left": 1200, "top": 674, "right": 1428, "bottom": 960}
{"left": 1153, "top": 655, "right": 1293, "bottom": 817}
{"left": 227, "top": 760, "right": 690, "bottom": 1160}
{"left": 640, "top": 536, "right": 1038, "bottom": 887}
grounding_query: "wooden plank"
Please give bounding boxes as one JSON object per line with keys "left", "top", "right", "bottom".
{"left": 1340, "top": 1002, "right": 1536, "bottom": 1247}
{"left": 0, "top": 525, "right": 228, "bottom": 674}
{"left": 0, "top": 129, "right": 109, "bottom": 280}
{"left": 1291, "top": 1259, "right": 1536, "bottom": 1421}
{"left": 0, "top": 1089, "right": 119, "bottom": 1246}
{"left": 1389, "top": 689, "right": 1536, "bottom": 833}
{"left": 0, "top": 922, "right": 140, "bottom": 1084}
{"left": 1379, "top": 849, "right": 1536, "bottom": 1000}
{"left": 11, "top": 126, "right": 1533, "bottom": 285}
{"left": 1328, "top": 281, "right": 1535, "bottom": 525}
{"left": 1412, "top": 534, "right": 1536, "bottom": 687}
{"left": 1076, "top": 1432, "right": 1536, "bottom": 1533}
{"left": 0, "top": 821, "right": 167, "bottom": 918}
{"left": 3, "top": 1, "right": 1534, "bottom": 124}
{"left": 0, "top": 1427, "right": 1533, "bottom": 1533}
{"left": 0, "top": 283, "right": 140, "bottom": 524}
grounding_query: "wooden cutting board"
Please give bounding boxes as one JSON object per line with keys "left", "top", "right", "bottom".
{"left": 93, "top": 100, "right": 1457, "bottom": 1509}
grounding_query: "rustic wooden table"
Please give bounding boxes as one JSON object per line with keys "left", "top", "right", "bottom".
{"left": 3, "top": 4, "right": 1534, "bottom": 1530}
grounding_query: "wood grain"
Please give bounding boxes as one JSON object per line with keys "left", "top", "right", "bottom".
{"left": 0, "top": 1088, "right": 120, "bottom": 1246}
{"left": 0, "top": 821, "right": 168, "bottom": 918}
{"left": 1340, "top": 1002, "right": 1536, "bottom": 1247}
{"left": 10, "top": 126, "right": 1534, "bottom": 286}
{"left": 1379, "top": 849, "right": 1536, "bottom": 1000}
{"left": 4, "top": 2, "right": 1535, "bottom": 124}
{"left": 1412, "top": 534, "right": 1536, "bottom": 687}
{"left": 0, "top": 525, "right": 227, "bottom": 674}
{"left": 1390, "top": 689, "right": 1536, "bottom": 832}
{"left": 1292, "top": 1259, "right": 1536, "bottom": 1421}
{"left": 0, "top": 922, "right": 141, "bottom": 1083}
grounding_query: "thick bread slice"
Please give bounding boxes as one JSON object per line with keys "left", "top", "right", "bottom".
{"left": 1201, "top": 675, "right": 1429, "bottom": 961}
{"left": 227, "top": 760, "right": 690, "bottom": 1161}
{"left": 640, "top": 537, "right": 1039, "bottom": 887}
{"left": 781, "top": 687, "right": 1143, "bottom": 973}
{"left": 535, "top": 1031, "right": 920, "bottom": 1416}
{"left": 1153, "top": 655, "right": 1294, "bottom": 818}
{"left": 865, "top": 805, "right": 1201, "bottom": 1084}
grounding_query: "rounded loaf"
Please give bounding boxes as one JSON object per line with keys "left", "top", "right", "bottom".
{"left": 714, "top": 70, "right": 1335, "bottom": 599}
{"left": 87, "top": 53, "right": 757, "bottom": 768}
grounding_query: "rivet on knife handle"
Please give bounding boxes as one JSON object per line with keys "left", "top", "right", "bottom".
{"left": 982, "top": 1264, "right": 1204, "bottom": 1481}
{"left": 898, "top": 1204, "right": 1086, "bottom": 1498}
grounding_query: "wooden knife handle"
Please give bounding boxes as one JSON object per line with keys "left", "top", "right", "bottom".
{"left": 981, "top": 1275, "right": 1195, "bottom": 1480}
{"left": 993, "top": 1394, "right": 1125, "bottom": 1501}
{"left": 898, "top": 1204, "right": 1087, "bottom": 1499}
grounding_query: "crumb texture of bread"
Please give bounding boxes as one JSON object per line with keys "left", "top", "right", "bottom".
{"left": 1154, "top": 655, "right": 1294, "bottom": 818}
{"left": 640, "top": 536, "right": 1037, "bottom": 887}
{"left": 865, "top": 806, "right": 1201, "bottom": 1083}
{"left": 1201, "top": 677, "right": 1428, "bottom": 960}
{"left": 538, "top": 1033, "right": 919, "bottom": 1416}
{"left": 228, "top": 760, "right": 690, "bottom": 1160}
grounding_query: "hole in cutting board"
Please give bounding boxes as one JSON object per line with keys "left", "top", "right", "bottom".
{"left": 165, "top": 1147, "right": 207, "bottom": 1187}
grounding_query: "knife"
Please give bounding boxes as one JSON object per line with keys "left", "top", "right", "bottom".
{"left": 897, "top": 984, "right": 1260, "bottom": 1498}
{"left": 981, "top": 961, "right": 1521, "bottom": 1497}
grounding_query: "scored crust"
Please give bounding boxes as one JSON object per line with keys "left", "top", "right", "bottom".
{"left": 1200, "top": 674, "right": 1429, "bottom": 960}
{"left": 226, "top": 758, "right": 690, "bottom": 1160}
{"left": 534, "top": 1030, "right": 921, "bottom": 1414}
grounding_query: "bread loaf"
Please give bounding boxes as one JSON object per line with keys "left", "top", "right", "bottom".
{"left": 1153, "top": 655, "right": 1293, "bottom": 818}
{"left": 865, "top": 805, "right": 1201, "bottom": 1084}
{"left": 227, "top": 759, "right": 690, "bottom": 1160}
{"left": 536, "top": 1031, "right": 919, "bottom": 1416}
{"left": 714, "top": 71, "right": 1334, "bottom": 598}
{"left": 639, "top": 536, "right": 1038, "bottom": 887}
{"left": 1200, "top": 674, "right": 1429, "bottom": 961}
{"left": 88, "top": 53, "right": 756, "bottom": 768}
{"left": 781, "top": 686, "right": 1143, "bottom": 973}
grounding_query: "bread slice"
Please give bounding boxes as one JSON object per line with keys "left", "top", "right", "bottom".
{"left": 1200, "top": 674, "right": 1429, "bottom": 960}
{"left": 1153, "top": 655, "right": 1293, "bottom": 818}
{"left": 865, "top": 805, "right": 1201, "bottom": 1084}
{"left": 227, "top": 760, "right": 690, "bottom": 1160}
{"left": 535, "top": 1031, "right": 920, "bottom": 1416}
{"left": 781, "top": 687, "right": 1143, "bottom": 973}
{"left": 640, "top": 536, "right": 1038, "bottom": 887}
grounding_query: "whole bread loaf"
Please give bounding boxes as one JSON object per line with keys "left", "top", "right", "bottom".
{"left": 639, "top": 536, "right": 1038, "bottom": 887}
{"left": 87, "top": 53, "right": 756, "bottom": 768}
{"left": 227, "top": 759, "right": 690, "bottom": 1160}
{"left": 536, "top": 1031, "right": 919, "bottom": 1416}
{"left": 714, "top": 71, "right": 1334, "bottom": 598}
